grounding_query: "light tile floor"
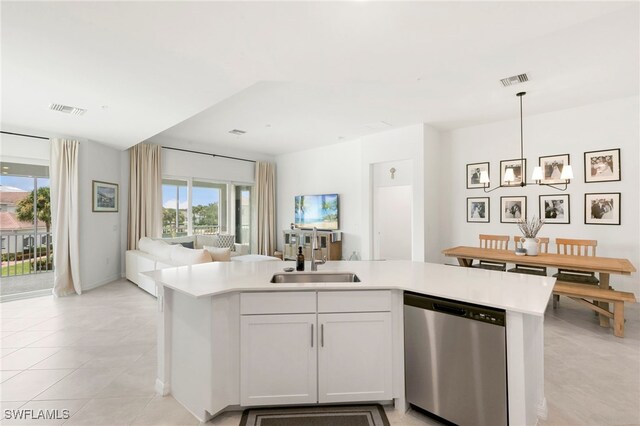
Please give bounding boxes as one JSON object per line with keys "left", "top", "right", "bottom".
{"left": 1, "top": 279, "right": 638, "bottom": 425}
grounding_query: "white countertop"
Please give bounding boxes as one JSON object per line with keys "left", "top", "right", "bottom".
{"left": 147, "top": 260, "right": 555, "bottom": 316}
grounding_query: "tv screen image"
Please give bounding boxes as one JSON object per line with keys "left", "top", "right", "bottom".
{"left": 294, "top": 194, "right": 339, "bottom": 230}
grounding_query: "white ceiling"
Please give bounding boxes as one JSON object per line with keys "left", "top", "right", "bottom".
{"left": 1, "top": 2, "right": 638, "bottom": 155}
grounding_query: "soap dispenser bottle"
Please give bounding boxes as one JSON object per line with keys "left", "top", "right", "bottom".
{"left": 296, "top": 246, "right": 305, "bottom": 271}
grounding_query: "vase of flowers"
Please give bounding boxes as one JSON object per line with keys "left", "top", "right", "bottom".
{"left": 517, "top": 216, "right": 545, "bottom": 256}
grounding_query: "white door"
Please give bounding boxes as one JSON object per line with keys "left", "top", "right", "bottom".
{"left": 374, "top": 185, "right": 412, "bottom": 260}
{"left": 317, "top": 312, "right": 393, "bottom": 403}
{"left": 240, "top": 314, "right": 317, "bottom": 406}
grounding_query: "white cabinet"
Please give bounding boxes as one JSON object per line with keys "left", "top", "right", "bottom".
{"left": 239, "top": 290, "right": 393, "bottom": 407}
{"left": 240, "top": 313, "right": 317, "bottom": 406}
{"left": 318, "top": 312, "right": 393, "bottom": 403}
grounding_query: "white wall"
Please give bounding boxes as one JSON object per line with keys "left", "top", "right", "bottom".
{"left": 423, "top": 124, "right": 443, "bottom": 263}
{"left": 440, "top": 96, "right": 639, "bottom": 292}
{"left": 277, "top": 139, "right": 363, "bottom": 258}
{"left": 78, "top": 141, "right": 124, "bottom": 291}
{"left": 154, "top": 138, "right": 274, "bottom": 184}
{"left": 360, "top": 124, "right": 427, "bottom": 261}
{"left": 276, "top": 124, "right": 441, "bottom": 262}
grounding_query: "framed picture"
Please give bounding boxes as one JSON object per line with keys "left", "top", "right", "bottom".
{"left": 500, "top": 196, "right": 526, "bottom": 223}
{"left": 584, "top": 148, "right": 620, "bottom": 183}
{"left": 500, "top": 159, "right": 526, "bottom": 187}
{"left": 467, "top": 197, "right": 490, "bottom": 223}
{"left": 539, "top": 194, "right": 570, "bottom": 224}
{"left": 585, "top": 193, "right": 620, "bottom": 225}
{"left": 539, "top": 154, "right": 570, "bottom": 185}
{"left": 466, "top": 162, "right": 489, "bottom": 189}
{"left": 92, "top": 180, "right": 119, "bottom": 212}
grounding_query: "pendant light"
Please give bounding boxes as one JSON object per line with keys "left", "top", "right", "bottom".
{"left": 482, "top": 92, "right": 572, "bottom": 192}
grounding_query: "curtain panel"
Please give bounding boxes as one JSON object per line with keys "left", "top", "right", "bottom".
{"left": 128, "top": 143, "right": 162, "bottom": 249}
{"left": 255, "top": 161, "right": 276, "bottom": 256}
{"left": 50, "top": 138, "right": 82, "bottom": 296}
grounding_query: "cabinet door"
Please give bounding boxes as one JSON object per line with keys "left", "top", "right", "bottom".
{"left": 318, "top": 312, "right": 392, "bottom": 403}
{"left": 241, "top": 314, "right": 317, "bottom": 406}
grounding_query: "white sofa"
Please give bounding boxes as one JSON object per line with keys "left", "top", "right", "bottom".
{"left": 125, "top": 236, "right": 279, "bottom": 297}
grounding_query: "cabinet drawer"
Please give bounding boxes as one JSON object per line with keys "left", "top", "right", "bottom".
{"left": 318, "top": 290, "right": 391, "bottom": 313}
{"left": 241, "top": 291, "right": 316, "bottom": 315}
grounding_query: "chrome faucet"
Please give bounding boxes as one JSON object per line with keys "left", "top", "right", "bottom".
{"left": 310, "top": 227, "right": 327, "bottom": 271}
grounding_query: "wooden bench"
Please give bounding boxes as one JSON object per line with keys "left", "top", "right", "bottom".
{"left": 553, "top": 281, "right": 637, "bottom": 337}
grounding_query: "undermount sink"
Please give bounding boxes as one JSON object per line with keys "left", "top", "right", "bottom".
{"left": 270, "top": 272, "right": 361, "bottom": 284}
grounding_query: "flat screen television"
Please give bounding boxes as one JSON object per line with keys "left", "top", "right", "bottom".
{"left": 294, "top": 194, "right": 339, "bottom": 230}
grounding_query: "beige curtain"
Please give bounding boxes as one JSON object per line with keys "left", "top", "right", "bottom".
{"left": 50, "top": 139, "right": 82, "bottom": 296}
{"left": 255, "top": 161, "right": 276, "bottom": 256}
{"left": 128, "top": 143, "right": 162, "bottom": 249}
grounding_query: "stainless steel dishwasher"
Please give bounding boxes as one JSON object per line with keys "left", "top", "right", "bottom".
{"left": 404, "top": 292, "right": 508, "bottom": 426}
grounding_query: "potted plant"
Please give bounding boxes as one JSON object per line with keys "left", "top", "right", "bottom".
{"left": 517, "top": 216, "right": 545, "bottom": 256}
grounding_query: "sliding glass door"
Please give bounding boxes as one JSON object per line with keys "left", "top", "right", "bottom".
{"left": 235, "top": 185, "right": 252, "bottom": 245}
{"left": 0, "top": 162, "right": 53, "bottom": 298}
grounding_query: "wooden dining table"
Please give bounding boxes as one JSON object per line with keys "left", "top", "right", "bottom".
{"left": 442, "top": 246, "right": 636, "bottom": 328}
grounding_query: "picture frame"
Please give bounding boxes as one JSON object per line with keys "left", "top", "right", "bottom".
{"left": 92, "top": 180, "right": 119, "bottom": 212}
{"left": 467, "top": 197, "right": 490, "bottom": 223}
{"left": 585, "top": 192, "right": 620, "bottom": 225}
{"left": 539, "top": 194, "right": 570, "bottom": 224}
{"left": 500, "top": 196, "right": 526, "bottom": 223}
{"left": 584, "top": 148, "right": 620, "bottom": 183}
{"left": 539, "top": 154, "right": 570, "bottom": 185}
{"left": 466, "top": 162, "right": 489, "bottom": 189}
{"left": 500, "top": 159, "right": 526, "bottom": 187}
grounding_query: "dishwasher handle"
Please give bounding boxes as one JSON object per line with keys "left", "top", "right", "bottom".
{"left": 432, "top": 303, "right": 467, "bottom": 317}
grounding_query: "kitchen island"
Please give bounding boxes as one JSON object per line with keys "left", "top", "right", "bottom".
{"left": 148, "top": 260, "right": 554, "bottom": 425}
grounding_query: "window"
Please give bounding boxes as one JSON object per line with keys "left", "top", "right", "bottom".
{"left": 162, "top": 179, "right": 188, "bottom": 237}
{"left": 161, "top": 176, "right": 253, "bottom": 250}
{"left": 192, "top": 181, "right": 227, "bottom": 234}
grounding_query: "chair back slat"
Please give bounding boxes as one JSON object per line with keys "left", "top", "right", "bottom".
{"left": 514, "top": 236, "right": 549, "bottom": 253}
{"left": 479, "top": 234, "right": 509, "bottom": 250}
{"left": 555, "top": 238, "right": 597, "bottom": 257}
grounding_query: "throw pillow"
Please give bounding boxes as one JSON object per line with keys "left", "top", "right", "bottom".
{"left": 170, "top": 245, "right": 212, "bottom": 265}
{"left": 216, "top": 234, "right": 236, "bottom": 252}
{"left": 173, "top": 241, "right": 194, "bottom": 249}
{"left": 203, "top": 245, "right": 231, "bottom": 262}
{"left": 138, "top": 237, "right": 155, "bottom": 253}
{"left": 139, "top": 238, "right": 172, "bottom": 261}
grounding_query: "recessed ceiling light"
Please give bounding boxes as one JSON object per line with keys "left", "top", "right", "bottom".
{"left": 49, "top": 103, "right": 87, "bottom": 115}
{"left": 2, "top": 166, "right": 8, "bottom": 170}
{"left": 364, "top": 121, "right": 393, "bottom": 131}
{"left": 229, "top": 129, "right": 247, "bottom": 136}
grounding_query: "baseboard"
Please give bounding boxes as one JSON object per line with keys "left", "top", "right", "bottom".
{"left": 537, "top": 396, "right": 548, "bottom": 420}
{"left": 155, "top": 378, "right": 170, "bottom": 396}
{"left": 82, "top": 274, "right": 122, "bottom": 292}
{"left": 0, "top": 289, "right": 52, "bottom": 303}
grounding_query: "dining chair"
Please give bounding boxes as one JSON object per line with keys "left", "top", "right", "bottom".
{"left": 553, "top": 238, "right": 600, "bottom": 284}
{"left": 553, "top": 238, "right": 600, "bottom": 308}
{"left": 472, "top": 234, "right": 510, "bottom": 271}
{"left": 508, "top": 236, "right": 549, "bottom": 276}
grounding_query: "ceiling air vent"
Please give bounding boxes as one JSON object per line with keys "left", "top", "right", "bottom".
{"left": 500, "top": 73, "right": 529, "bottom": 87}
{"left": 49, "top": 103, "right": 87, "bottom": 115}
{"left": 228, "top": 129, "right": 247, "bottom": 135}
